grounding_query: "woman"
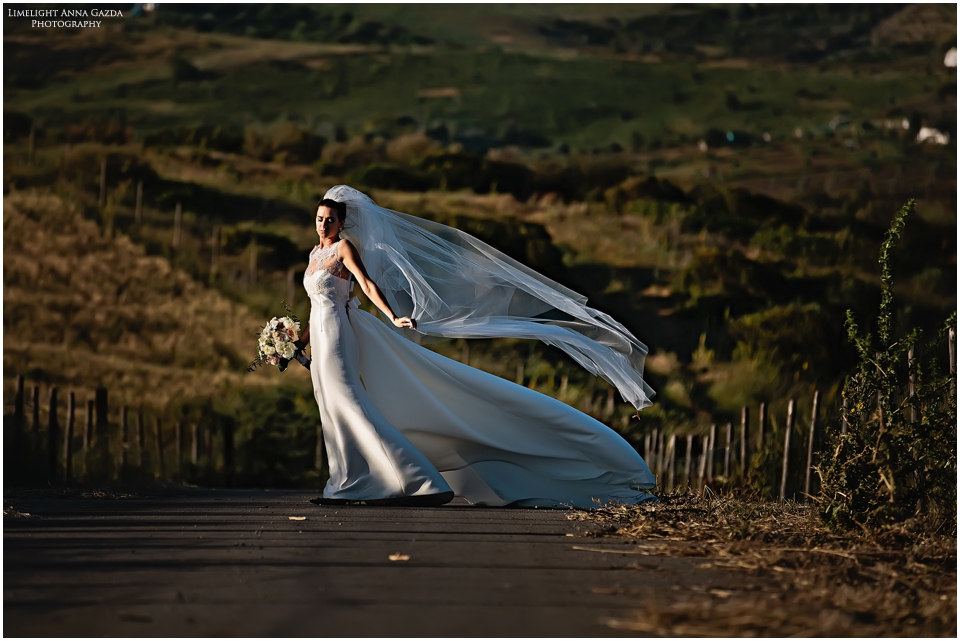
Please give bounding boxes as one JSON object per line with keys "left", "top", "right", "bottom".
{"left": 300, "top": 186, "right": 656, "bottom": 508}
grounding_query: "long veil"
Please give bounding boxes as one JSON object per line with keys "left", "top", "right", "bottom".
{"left": 325, "top": 185, "right": 655, "bottom": 412}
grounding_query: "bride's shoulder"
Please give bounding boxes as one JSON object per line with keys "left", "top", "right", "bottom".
{"left": 337, "top": 238, "right": 358, "bottom": 257}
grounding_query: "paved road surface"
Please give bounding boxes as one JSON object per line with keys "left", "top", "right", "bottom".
{"left": 4, "top": 489, "right": 738, "bottom": 636}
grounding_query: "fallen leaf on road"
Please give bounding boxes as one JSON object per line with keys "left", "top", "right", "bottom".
{"left": 389, "top": 553, "right": 410, "bottom": 561}
{"left": 288, "top": 516, "right": 306, "bottom": 521}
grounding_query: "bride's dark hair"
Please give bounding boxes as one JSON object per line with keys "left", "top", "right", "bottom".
{"left": 317, "top": 198, "right": 347, "bottom": 222}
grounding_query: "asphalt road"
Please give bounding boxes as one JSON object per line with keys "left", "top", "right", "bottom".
{"left": 4, "top": 489, "right": 741, "bottom": 637}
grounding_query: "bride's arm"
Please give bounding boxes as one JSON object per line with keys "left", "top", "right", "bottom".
{"left": 339, "top": 240, "right": 416, "bottom": 330}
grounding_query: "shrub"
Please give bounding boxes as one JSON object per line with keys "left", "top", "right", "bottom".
{"left": 818, "top": 201, "right": 957, "bottom": 534}
{"left": 385, "top": 133, "right": 440, "bottom": 164}
{"left": 320, "top": 136, "right": 385, "bottom": 170}
{"left": 729, "top": 303, "right": 845, "bottom": 381}
{"left": 420, "top": 151, "right": 484, "bottom": 191}
{"left": 142, "top": 125, "right": 244, "bottom": 153}
{"left": 347, "top": 163, "right": 437, "bottom": 192}
{"left": 243, "top": 123, "right": 326, "bottom": 165}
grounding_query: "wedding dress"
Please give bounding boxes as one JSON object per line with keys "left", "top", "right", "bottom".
{"left": 304, "top": 188, "right": 657, "bottom": 508}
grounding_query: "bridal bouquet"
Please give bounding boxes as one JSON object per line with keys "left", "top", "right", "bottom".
{"left": 248, "top": 307, "right": 308, "bottom": 372}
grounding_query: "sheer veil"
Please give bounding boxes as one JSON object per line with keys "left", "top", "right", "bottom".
{"left": 325, "top": 185, "right": 655, "bottom": 411}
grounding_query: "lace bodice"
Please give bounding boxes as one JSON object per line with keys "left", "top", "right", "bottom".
{"left": 306, "top": 241, "right": 350, "bottom": 279}
{"left": 303, "top": 241, "right": 353, "bottom": 304}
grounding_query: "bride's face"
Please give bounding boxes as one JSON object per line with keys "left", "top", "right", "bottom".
{"left": 316, "top": 206, "right": 342, "bottom": 241}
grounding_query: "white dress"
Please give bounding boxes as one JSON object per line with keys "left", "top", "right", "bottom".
{"left": 304, "top": 241, "right": 656, "bottom": 508}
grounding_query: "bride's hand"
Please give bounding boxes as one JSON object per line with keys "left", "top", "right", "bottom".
{"left": 393, "top": 316, "right": 417, "bottom": 330}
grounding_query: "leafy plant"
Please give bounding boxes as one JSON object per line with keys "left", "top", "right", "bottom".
{"left": 818, "top": 200, "right": 957, "bottom": 534}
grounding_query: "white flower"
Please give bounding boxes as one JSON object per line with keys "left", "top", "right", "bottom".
{"left": 270, "top": 317, "right": 280, "bottom": 329}
{"left": 262, "top": 344, "right": 277, "bottom": 356}
{"left": 282, "top": 317, "right": 295, "bottom": 330}
{"left": 277, "top": 342, "right": 296, "bottom": 359}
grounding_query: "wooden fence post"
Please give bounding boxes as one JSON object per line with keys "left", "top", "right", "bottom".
{"left": 172, "top": 202, "right": 182, "bottom": 250}
{"left": 758, "top": 402, "right": 767, "bottom": 451}
{"left": 949, "top": 328, "right": 955, "bottom": 398}
{"left": 31, "top": 385, "right": 40, "bottom": 439}
{"left": 203, "top": 426, "right": 213, "bottom": 478}
{"left": 650, "top": 428, "right": 659, "bottom": 475}
{"left": 222, "top": 417, "right": 235, "bottom": 487}
{"left": 83, "top": 399, "right": 94, "bottom": 477}
{"left": 119, "top": 406, "right": 128, "bottom": 470}
{"left": 154, "top": 417, "right": 165, "bottom": 479}
{"left": 136, "top": 407, "right": 145, "bottom": 468}
{"left": 63, "top": 391, "right": 75, "bottom": 485}
{"left": 643, "top": 433, "right": 652, "bottom": 464}
{"left": 805, "top": 390, "right": 820, "bottom": 498}
{"left": 99, "top": 159, "right": 107, "bottom": 209}
{"left": 191, "top": 424, "right": 199, "bottom": 465}
{"left": 841, "top": 396, "right": 849, "bottom": 435}
{"left": 740, "top": 406, "right": 750, "bottom": 477}
{"left": 780, "top": 399, "right": 795, "bottom": 501}
{"left": 14, "top": 375, "right": 25, "bottom": 453}
{"left": 706, "top": 424, "right": 716, "bottom": 482}
{"left": 47, "top": 387, "right": 59, "bottom": 481}
{"left": 665, "top": 434, "right": 676, "bottom": 492}
{"left": 175, "top": 420, "right": 183, "bottom": 475}
{"left": 95, "top": 387, "right": 108, "bottom": 467}
{"left": 697, "top": 435, "right": 708, "bottom": 491}
{"left": 515, "top": 363, "right": 524, "bottom": 386}
{"left": 907, "top": 345, "right": 917, "bottom": 423}
{"left": 135, "top": 180, "right": 143, "bottom": 227}
{"left": 723, "top": 422, "right": 732, "bottom": 478}
{"left": 684, "top": 433, "right": 693, "bottom": 490}
{"left": 656, "top": 430, "right": 665, "bottom": 477}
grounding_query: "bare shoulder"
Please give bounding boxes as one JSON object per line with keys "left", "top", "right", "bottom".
{"left": 338, "top": 238, "right": 359, "bottom": 260}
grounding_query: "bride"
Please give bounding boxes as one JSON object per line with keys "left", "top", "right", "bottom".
{"left": 299, "top": 185, "right": 656, "bottom": 508}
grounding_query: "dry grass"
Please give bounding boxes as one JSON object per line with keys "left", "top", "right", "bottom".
{"left": 570, "top": 491, "right": 957, "bottom": 637}
{"left": 3, "top": 189, "right": 285, "bottom": 409}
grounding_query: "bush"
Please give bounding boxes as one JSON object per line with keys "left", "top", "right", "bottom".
{"left": 347, "top": 163, "right": 437, "bottom": 192}
{"left": 320, "top": 136, "right": 385, "bottom": 171}
{"left": 142, "top": 125, "right": 244, "bottom": 153}
{"left": 479, "top": 159, "right": 536, "bottom": 202}
{"left": 729, "top": 303, "right": 845, "bottom": 380}
{"left": 420, "top": 151, "right": 484, "bottom": 191}
{"left": 385, "top": 133, "right": 440, "bottom": 164}
{"left": 3, "top": 111, "right": 33, "bottom": 142}
{"left": 531, "top": 158, "right": 637, "bottom": 203}
{"left": 818, "top": 201, "right": 957, "bottom": 534}
{"left": 683, "top": 185, "right": 806, "bottom": 241}
{"left": 243, "top": 123, "right": 326, "bottom": 165}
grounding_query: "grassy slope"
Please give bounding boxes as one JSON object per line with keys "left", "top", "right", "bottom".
{"left": 2, "top": 189, "right": 308, "bottom": 410}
